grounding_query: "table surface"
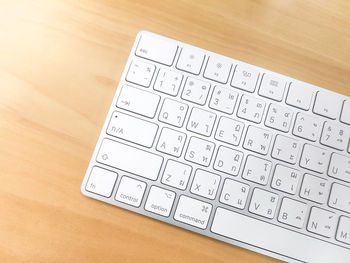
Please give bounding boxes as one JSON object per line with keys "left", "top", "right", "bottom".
{"left": 1, "top": 0, "right": 350, "bottom": 262}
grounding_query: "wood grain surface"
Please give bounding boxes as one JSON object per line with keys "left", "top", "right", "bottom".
{"left": 1, "top": 0, "right": 349, "bottom": 262}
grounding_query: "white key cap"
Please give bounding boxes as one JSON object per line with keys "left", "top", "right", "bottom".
{"left": 265, "top": 103, "right": 293, "bottom": 132}
{"left": 258, "top": 74, "right": 286, "bottom": 101}
{"left": 271, "top": 135, "right": 300, "bottom": 164}
{"left": 231, "top": 64, "right": 259, "bottom": 92}
{"left": 145, "top": 186, "right": 175, "bottom": 217}
{"left": 249, "top": 188, "right": 279, "bottom": 219}
{"left": 86, "top": 167, "right": 117, "bottom": 197}
{"left": 320, "top": 121, "right": 350, "bottom": 150}
{"left": 341, "top": 100, "right": 350, "bottom": 124}
{"left": 213, "top": 146, "right": 243, "bottom": 176}
{"left": 185, "top": 137, "right": 215, "bottom": 167}
{"left": 243, "top": 126, "right": 272, "bottom": 155}
{"left": 278, "top": 198, "right": 307, "bottom": 228}
{"left": 136, "top": 33, "right": 177, "bottom": 66}
{"left": 204, "top": 55, "right": 232, "bottom": 83}
{"left": 107, "top": 111, "right": 158, "bottom": 148}
{"left": 215, "top": 117, "right": 244, "bottom": 146}
{"left": 181, "top": 76, "right": 210, "bottom": 105}
{"left": 220, "top": 179, "right": 250, "bottom": 209}
{"left": 174, "top": 195, "right": 212, "bottom": 229}
{"left": 117, "top": 85, "right": 160, "bottom": 118}
{"left": 271, "top": 165, "right": 300, "bottom": 194}
{"left": 176, "top": 46, "right": 205, "bottom": 75}
{"left": 299, "top": 144, "right": 330, "bottom": 173}
{"left": 209, "top": 85, "right": 238, "bottom": 114}
{"left": 307, "top": 207, "right": 337, "bottom": 238}
{"left": 126, "top": 60, "right": 155, "bottom": 87}
{"left": 190, "top": 169, "right": 220, "bottom": 199}
{"left": 97, "top": 139, "right": 163, "bottom": 180}
{"left": 156, "top": 128, "right": 186, "bottom": 157}
{"left": 161, "top": 160, "right": 192, "bottom": 190}
{"left": 300, "top": 174, "right": 328, "bottom": 204}
{"left": 187, "top": 108, "right": 216, "bottom": 136}
{"left": 328, "top": 153, "right": 350, "bottom": 183}
{"left": 336, "top": 216, "right": 350, "bottom": 245}
{"left": 237, "top": 95, "right": 265, "bottom": 123}
{"left": 154, "top": 68, "right": 183, "bottom": 96}
{"left": 313, "top": 91, "right": 343, "bottom": 119}
{"left": 115, "top": 176, "right": 146, "bottom": 207}
{"left": 242, "top": 155, "right": 272, "bottom": 185}
{"left": 293, "top": 112, "right": 322, "bottom": 141}
{"left": 158, "top": 98, "right": 188, "bottom": 127}
{"left": 328, "top": 183, "right": 350, "bottom": 213}
{"left": 286, "top": 82, "right": 314, "bottom": 110}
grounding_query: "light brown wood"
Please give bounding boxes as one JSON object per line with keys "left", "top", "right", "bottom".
{"left": 0, "top": 0, "right": 349, "bottom": 262}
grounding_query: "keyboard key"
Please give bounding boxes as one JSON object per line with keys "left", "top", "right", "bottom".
{"left": 249, "top": 188, "right": 279, "bottom": 219}
{"left": 320, "top": 121, "right": 349, "bottom": 150}
{"left": 156, "top": 128, "right": 186, "bottom": 157}
{"left": 299, "top": 144, "right": 329, "bottom": 173}
{"left": 204, "top": 55, "right": 232, "bottom": 83}
{"left": 341, "top": 100, "right": 350, "bottom": 124}
{"left": 271, "top": 165, "right": 300, "bottom": 194}
{"left": 300, "top": 174, "right": 328, "bottom": 204}
{"left": 242, "top": 155, "right": 272, "bottom": 185}
{"left": 313, "top": 91, "right": 342, "bottom": 119}
{"left": 286, "top": 82, "right": 313, "bottom": 110}
{"left": 174, "top": 195, "right": 212, "bottom": 229}
{"left": 161, "top": 160, "right": 192, "bottom": 190}
{"left": 336, "top": 216, "right": 350, "bottom": 245}
{"left": 328, "top": 153, "right": 350, "bottom": 183}
{"left": 117, "top": 85, "right": 160, "bottom": 118}
{"left": 293, "top": 112, "right": 322, "bottom": 141}
{"left": 115, "top": 176, "right": 146, "bottom": 207}
{"left": 185, "top": 137, "right": 215, "bottom": 167}
{"left": 258, "top": 73, "right": 286, "bottom": 101}
{"left": 107, "top": 111, "right": 158, "bottom": 148}
{"left": 158, "top": 98, "right": 188, "bottom": 127}
{"left": 265, "top": 103, "right": 293, "bottom": 132}
{"left": 85, "top": 166, "right": 117, "bottom": 197}
{"left": 176, "top": 46, "right": 205, "bottom": 75}
{"left": 186, "top": 107, "right": 216, "bottom": 136}
{"left": 215, "top": 117, "right": 244, "bottom": 146}
{"left": 136, "top": 33, "right": 177, "bottom": 66}
{"left": 97, "top": 138, "right": 163, "bottom": 180}
{"left": 126, "top": 60, "right": 155, "bottom": 87}
{"left": 231, "top": 64, "right": 259, "bottom": 92}
{"left": 213, "top": 146, "right": 243, "bottom": 176}
{"left": 209, "top": 85, "right": 238, "bottom": 114}
{"left": 181, "top": 76, "right": 210, "bottom": 105}
{"left": 220, "top": 179, "right": 250, "bottom": 209}
{"left": 278, "top": 198, "right": 307, "bottom": 228}
{"left": 190, "top": 169, "right": 220, "bottom": 199}
{"left": 243, "top": 125, "right": 272, "bottom": 155}
{"left": 328, "top": 183, "right": 350, "bottom": 213}
{"left": 145, "top": 186, "right": 175, "bottom": 217}
{"left": 271, "top": 135, "right": 300, "bottom": 164}
{"left": 237, "top": 95, "right": 265, "bottom": 123}
{"left": 154, "top": 68, "right": 183, "bottom": 96}
{"left": 307, "top": 207, "right": 337, "bottom": 238}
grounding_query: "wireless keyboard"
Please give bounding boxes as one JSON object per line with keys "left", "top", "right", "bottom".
{"left": 81, "top": 31, "right": 350, "bottom": 262}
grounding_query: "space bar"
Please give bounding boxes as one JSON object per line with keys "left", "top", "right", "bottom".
{"left": 211, "top": 207, "right": 350, "bottom": 263}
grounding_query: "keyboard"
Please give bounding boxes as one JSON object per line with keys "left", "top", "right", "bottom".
{"left": 81, "top": 31, "right": 350, "bottom": 262}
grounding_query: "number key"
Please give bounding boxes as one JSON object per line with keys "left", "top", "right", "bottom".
{"left": 237, "top": 95, "right": 265, "bottom": 123}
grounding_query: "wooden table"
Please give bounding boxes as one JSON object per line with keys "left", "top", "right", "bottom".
{"left": 1, "top": 0, "right": 349, "bottom": 262}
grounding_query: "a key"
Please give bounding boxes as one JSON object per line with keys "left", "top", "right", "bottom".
{"left": 293, "top": 112, "right": 322, "bottom": 141}
{"left": 161, "top": 160, "right": 192, "bottom": 190}
{"left": 209, "top": 85, "right": 238, "bottom": 114}
{"left": 117, "top": 85, "right": 160, "bottom": 118}
{"left": 153, "top": 68, "right": 183, "bottom": 96}
{"left": 156, "top": 128, "right": 186, "bottom": 157}
{"left": 341, "top": 100, "right": 350, "bottom": 125}
{"left": 271, "top": 165, "right": 300, "bottom": 194}
{"left": 258, "top": 73, "right": 286, "bottom": 101}
{"left": 145, "top": 186, "right": 175, "bottom": 217}
{"left": 107, "top": 111, "right": 158, "bottom": 148}
{"left": 215, "top": 116, "right": 244, "bottom": 146}
{"left": 313, "top": 91, "right": 343, "bottom": 120}
{"left": 242, "top": 155, "right": 272, "bottom": 185}
{"left": 181, "top": 76, "right": 210, "bottom": 105}
{"left": 186, "top": 107, "right": 216, "bottom": 136}
{"left": 278, "top": 198, "right": 307, "bottom": 228}
{"left": 185, "top": 137, "right": 215, "bottom": 167}
{"left": 307, "top": 207, "right": 337, "bottom": 238}
{"left": 249, "top": 188, "right": 279, "bottom": 219}
{"left": 328, "top": 183, "right": 350, "bottom": 213}
{"left": 320, "top": 121, "right": 350, "bottom": 151}
{"left": 336, "top": 216, "right": 350, "bottom": 245}
{"left": 213, "top": 146, "right": 243, "bottom": 176}
{"left": 204, "top": 55, "right": 232, "bottom": 83}
{"left": 271, "top": 135, "right": 300, "bottom": 164}
{"left": 231, "top": 64, "right": 259, "bottom": 93}
{"left": 190, "top": 169, "right": 220, "bottom": 199}
{"left": 286, "top": 82, "right": 314, "bottom": 110}
{"left": 115, "top": 176, "right": 146, "bottom": 207}
{"left": 328, "top": 153, "right": 350, "bottom": 183}
{"left": 85, "top": 166, "right": 118, "bottom": 198}
{"left": 265, "top": 103, "right": 293, "bottom": 132}
{"left": 176, "top": 46, "right": 205, "bottom": 75}
{"left": 220, "top": 179, "right": 250, "bottom": 209}
{"left": 237, "top": 95, "right": 265, "bottom": 123}
{"left": 300, "top": 174, "right": 328, "bottom": 204}
{"left": 299, "top": 144, "right": 330, "bottom": 173}
{"left": 243, "top": 126, "right": 272, "bottom": 155}
{"left": 158, "top": 98, "right": 188, "bottom": 127}
{"left": 126, "top": 60, "right": 155, "bottom": 87}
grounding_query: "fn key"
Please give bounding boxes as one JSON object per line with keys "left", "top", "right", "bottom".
{"left": 85, "top": 166, "right": 117, "bottom": 197}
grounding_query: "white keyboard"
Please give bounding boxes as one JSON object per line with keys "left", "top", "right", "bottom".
{"left": 81, "top": 31, "right": 350, "bottom": 262}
